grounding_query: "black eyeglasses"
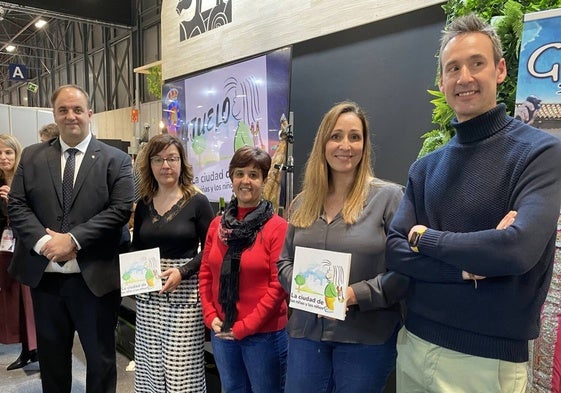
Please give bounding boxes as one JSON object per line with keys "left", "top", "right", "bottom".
{"left": 150, "top": 156, "right": 181, "bottom": 166}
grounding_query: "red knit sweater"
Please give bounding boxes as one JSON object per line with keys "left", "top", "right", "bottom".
{"left": 199, "top": 209, "right": 288, "bottom": 340}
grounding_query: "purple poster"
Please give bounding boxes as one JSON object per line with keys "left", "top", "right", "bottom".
{"left": 162, "top": 47, "right": 291, "bottom": 202}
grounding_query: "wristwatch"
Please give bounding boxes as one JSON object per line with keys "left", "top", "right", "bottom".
{"left": 409, "top": 228, "right": 426, "bottom": 253}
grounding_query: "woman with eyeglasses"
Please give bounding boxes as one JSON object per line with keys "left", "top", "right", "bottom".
{"left": 131, "top": 133, "right": 214, "bottom": 393}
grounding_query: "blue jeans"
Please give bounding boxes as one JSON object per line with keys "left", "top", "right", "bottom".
{"left": 284, "top": 331, "right": 397, "bottom": 393}
{"left": 210, "top": 329, "right": 288, "bottom": 393}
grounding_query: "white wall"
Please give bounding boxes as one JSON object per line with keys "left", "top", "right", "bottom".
{"left": 0, "top": 102, "right": 159, "bottom": 151}
{"left": 0, "top": 104, "right": 53, "bottom": 148}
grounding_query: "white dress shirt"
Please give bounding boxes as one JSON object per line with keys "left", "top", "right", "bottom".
{"left": 36, "top": 134, "right": 91, "bottom": 273}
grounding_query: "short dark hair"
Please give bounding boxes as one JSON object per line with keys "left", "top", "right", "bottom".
{"left": 439, "top": 13, "right": 503, "bottom": 71}
{"left": 228, "top": 146, "right": 271, "bottom": 180}
{"left": 39, "top": 123, "right": 60, "bottom": 139}
{"left": 51, "top": 84, "right": 92, "bottom": 110}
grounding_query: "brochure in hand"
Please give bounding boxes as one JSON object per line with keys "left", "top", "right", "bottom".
{"left": 289, "top": 246, "right": 351, "bottom": 321}
{"left": 119, "top": 247, "right": 161, "bottom": 297}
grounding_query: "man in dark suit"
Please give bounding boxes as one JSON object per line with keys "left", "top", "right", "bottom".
{"left": 8, "top": 84, "right": 134, "bottom": 393}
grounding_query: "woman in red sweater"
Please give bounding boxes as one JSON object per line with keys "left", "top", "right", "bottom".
{"left": 199, "top": 146, "right": 288, "bottom": 393}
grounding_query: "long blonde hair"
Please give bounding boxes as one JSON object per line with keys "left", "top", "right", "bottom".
{"left": 290, "top": 101, "right": 373, "bottom": 227}
{"left": 0, "top": 134, "right": 22, "bottom": 186}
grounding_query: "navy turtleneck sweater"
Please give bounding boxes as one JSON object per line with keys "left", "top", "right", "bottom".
{"left": 386, "top": 104, "right": 561, "bottom": 362}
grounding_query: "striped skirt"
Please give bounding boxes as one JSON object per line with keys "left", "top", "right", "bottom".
{"left": 134, "top": 258, "right": 206, "bottom": 393}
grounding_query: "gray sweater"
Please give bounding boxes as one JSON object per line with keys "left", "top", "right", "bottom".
{"left": 277, "top": 179, "right": 408, "bottom": 345}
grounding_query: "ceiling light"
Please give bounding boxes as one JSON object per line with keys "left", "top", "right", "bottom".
{"left": 35, "top": 19, "right": 47, "bottom": 29}
{"left": 6, "top": 45, "right": 16, "bottom": 52}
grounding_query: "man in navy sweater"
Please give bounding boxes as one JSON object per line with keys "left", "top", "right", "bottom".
{"left": 386, "top": 13, "right": 561, "bottom": 393}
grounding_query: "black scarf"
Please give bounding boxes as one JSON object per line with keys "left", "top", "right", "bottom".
{"left": 218, "top": 198, "right": 274, "bottom": 331}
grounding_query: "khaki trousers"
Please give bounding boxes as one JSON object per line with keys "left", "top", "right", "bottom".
{"left": 396, "top": 327, "right": 528, "bottom": 393}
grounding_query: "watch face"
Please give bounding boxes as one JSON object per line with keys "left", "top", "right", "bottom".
{"left": 409, "top": 232, "right": 420, "bottom": 247}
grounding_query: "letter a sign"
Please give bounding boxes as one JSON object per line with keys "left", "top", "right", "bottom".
{"left": 8, "top": 64, "right": 27, "bottom": 81}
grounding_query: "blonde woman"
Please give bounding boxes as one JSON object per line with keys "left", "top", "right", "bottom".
{"left": 0, "top": 134, "right": 38, "bottom": 370}
{"left": 277, "top": 102, "right": 408, "bottom": 393}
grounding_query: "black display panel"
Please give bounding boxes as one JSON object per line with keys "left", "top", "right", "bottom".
{"left": 12, "top": 0, "right": 133, "bottom": 26}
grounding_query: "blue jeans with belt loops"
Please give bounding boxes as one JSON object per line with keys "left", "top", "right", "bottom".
{"left": 210, "top": 329, "right": 288, "bottom": 393}
{"left": 284, "top": 329, "right": 398, "bottom": 393}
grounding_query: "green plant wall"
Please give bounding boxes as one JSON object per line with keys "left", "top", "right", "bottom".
{"left": 418, "top": 0, "right": 561, "bottom": 158}
{"left": 147, "top": 65, "right": 162, "bottom": 100}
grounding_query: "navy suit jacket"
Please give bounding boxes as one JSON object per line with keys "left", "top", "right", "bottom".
{"left": 8, "top": 136, "right": 134, "bottom": 297}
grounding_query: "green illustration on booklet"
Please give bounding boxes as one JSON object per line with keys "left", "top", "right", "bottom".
{"left": 290, "top": 246, "right": 351, "bottom": 321}
{"left": 119, "top": 247, "right": 162, "bottom": 297}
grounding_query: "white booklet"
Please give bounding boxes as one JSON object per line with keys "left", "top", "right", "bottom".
{"left": 289, "top": 246, "right": 351, "bottom": 321}
{"left": 119, "top": 247, "right": 162, "bottom": 297}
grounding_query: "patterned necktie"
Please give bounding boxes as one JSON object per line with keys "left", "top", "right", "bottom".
{"left": 61, "top": 148, "right": 78, "bottom": 232}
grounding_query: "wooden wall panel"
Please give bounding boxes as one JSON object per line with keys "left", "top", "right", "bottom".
{"left": 92, "top": 107, "right": 135, "bottom": 142}
{"left": 161, "top": 0, "right": 444, "bottom": 80}
{"left": 91, "top": 101, "right": 161, "bottom": 144}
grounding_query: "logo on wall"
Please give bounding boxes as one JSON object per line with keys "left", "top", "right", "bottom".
{"left": 176, "top": 0, "right": 232, "bottom": 41}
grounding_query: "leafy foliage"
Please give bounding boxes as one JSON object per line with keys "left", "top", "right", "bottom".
{"left": 418, "top": 90, "right": 455, "bottom": 157}
{"left": 418, "top": 0, "right": 561, "bottom": 158}
{"left": 147, "top": 65, "right": 162, "bottom": 100}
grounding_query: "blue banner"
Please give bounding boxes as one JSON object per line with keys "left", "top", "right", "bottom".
{"left": 515, "top": 9, "right": 561, "bottom": 138}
